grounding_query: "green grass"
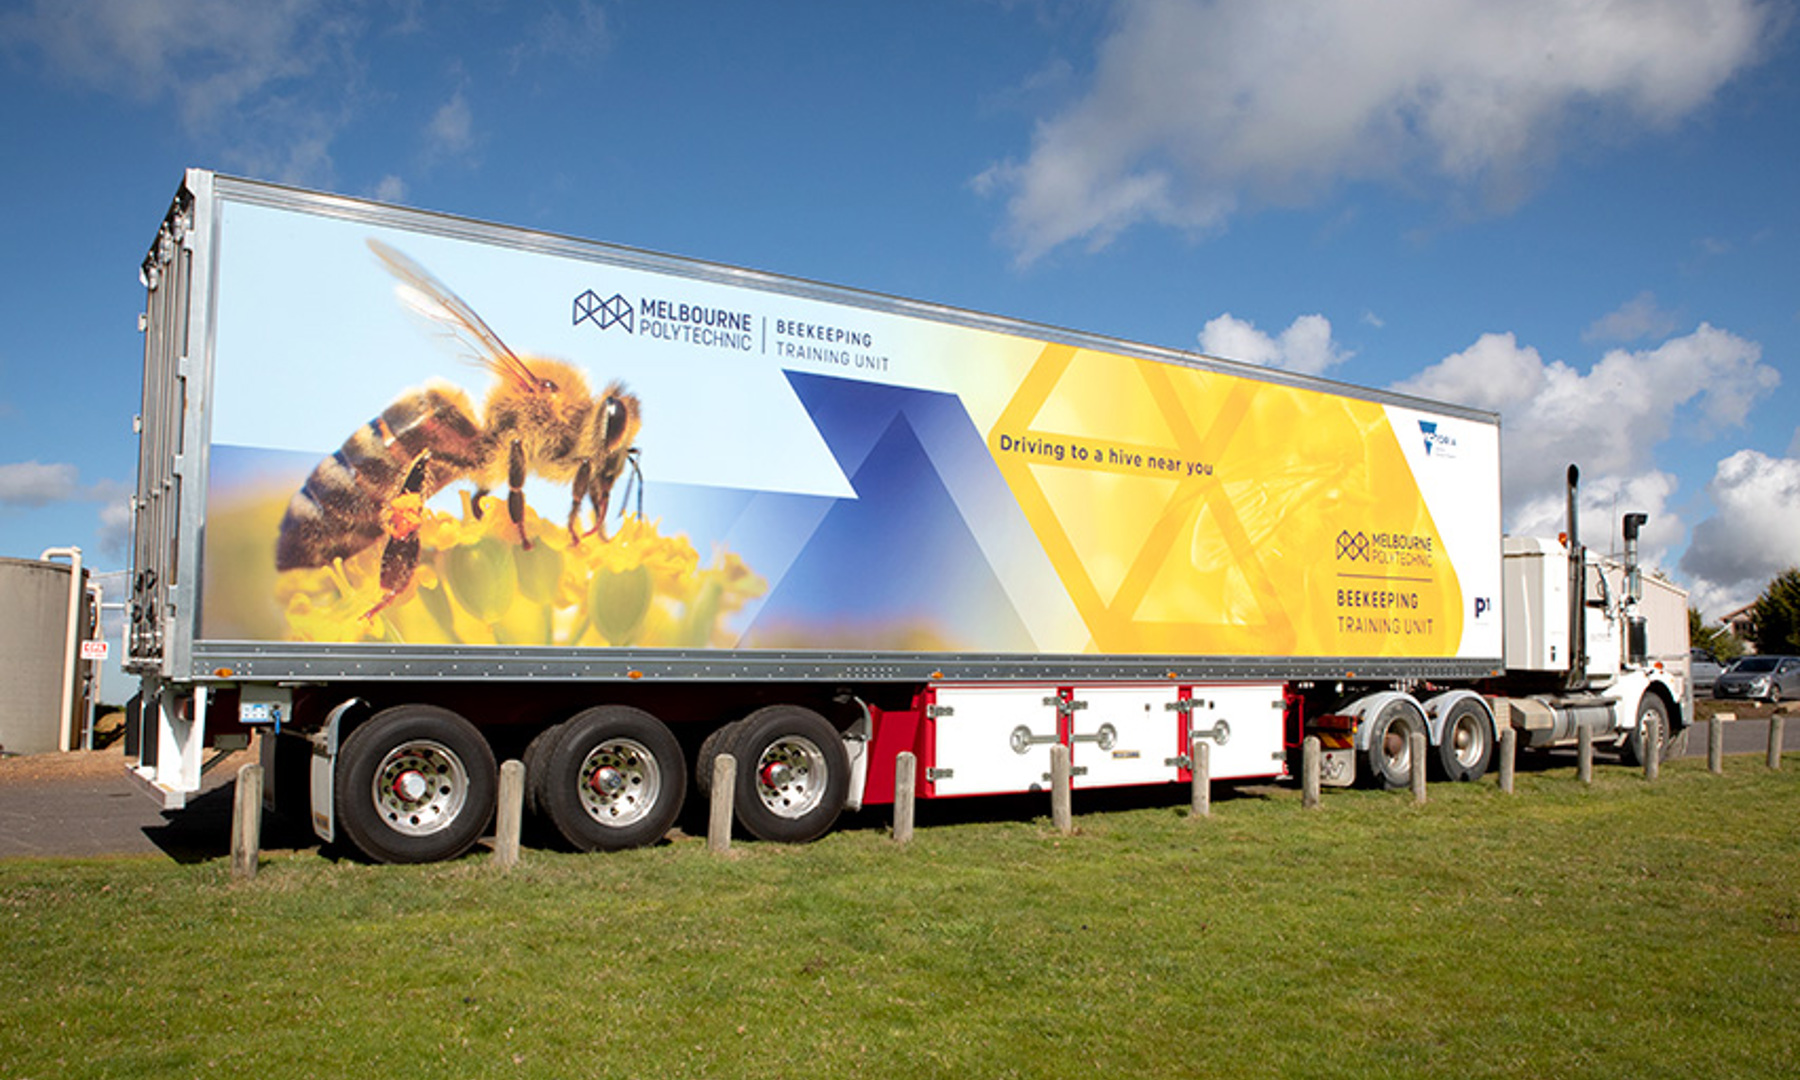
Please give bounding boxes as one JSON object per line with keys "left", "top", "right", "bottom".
{"left": 4, "top": 756, "right": 1799, "bottom": 1079}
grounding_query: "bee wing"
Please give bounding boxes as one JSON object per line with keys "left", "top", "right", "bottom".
{"left": 367, "top": 239, "right": 542, "bottom": 392}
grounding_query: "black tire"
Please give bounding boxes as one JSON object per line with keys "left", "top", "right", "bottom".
{"left": 520, "top": 720, "right": 569, "bottom": 819}
{"left": 1432, "top": 698, "right": 1494, "bottom": 782}
{"left": 1359, "top": 700, "right": 1423, "bottom": 791}
{"left": 729, "top": 705, "right": 848, "bottom": 843}
{"left": 336, "top": 705, "right": 497, "bottom": 864}
{"left": 540, "top": 706, "right": 687, "bottom": 852}
{"left": 1622, "top": 694, "right": 1670, "bottom": 767}
{"left": 694, "top": 720, "right": 744, "bottom": 797}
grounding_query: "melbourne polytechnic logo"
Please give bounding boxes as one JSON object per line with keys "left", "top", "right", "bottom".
{"left": 1336, "top": 530, "right": 1370, "bottom": 561}
{"left": 573, "top": 290, "right": 633, "bottom": 332}
{"left": 1418, "top": 420, "right": 1458, "bottom": 459}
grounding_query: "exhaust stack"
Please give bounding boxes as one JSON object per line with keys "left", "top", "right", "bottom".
{"left": 1623, "top": 511, "right": 1649, "bottom": 665}
{"left": 1566, "top": 466, "right": 1585, "bottom": 689}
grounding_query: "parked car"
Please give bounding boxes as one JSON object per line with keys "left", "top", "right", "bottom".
{"left": 1712, "top": 655, "right": 1800, "bottom": 702}
{"left": 1689, "top": 648, "right": 1725, "bottom": 693}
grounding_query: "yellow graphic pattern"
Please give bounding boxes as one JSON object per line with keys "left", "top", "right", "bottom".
{"left": 988, "top": 344, "right": 1462, "bottom": 657}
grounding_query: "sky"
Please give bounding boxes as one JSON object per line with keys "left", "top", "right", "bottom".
{"left": 0, "top": 0, "right": 1796, "bottom": 625}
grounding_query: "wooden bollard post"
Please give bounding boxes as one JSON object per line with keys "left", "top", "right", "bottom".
{"left": 1709, "top": 713, "right": 1728, "bottom": 774}
{"left": 1577, "top": 725, "right": 1593, "bottom": 785}
{"left": 1644, "top": 714, "right": 1660, "bottom": 782}
{"left": 709, "top": 753, "right": 736, "bottom": 854}
{"left": 493, "top": 759, "right": 524, "bottom": 871}
{"left": 1769, "top": 715, "right": 1786, "bottom": 771}
{"left": 1409, "top": 730, "right": 1427, "bottom": 806}
{"left": 1499, "top": 727, "right": 1517, "bottom": 794}
{"left": 230, "top": 762, "right": 263, "bottom": 881}
{"left": 1302, "top": 735, "right": 1321, "bottom": 810}
{"left": 893, "top": 751, "right": 917, "bottom": 845}
{"left": 1050, "top": 743, "right": 1073, "bottom": 835}
{"left": 1190, "top": 737, "right": 1211, "bottom": 819}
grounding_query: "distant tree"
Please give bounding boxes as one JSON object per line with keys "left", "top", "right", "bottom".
{"left": 1749, "top": 569, "right": 1800, "bottom": 655}
{"left": 1689, "top": 607, "right": 1746, "bottom": 661}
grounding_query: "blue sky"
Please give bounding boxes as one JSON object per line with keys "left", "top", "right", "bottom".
{"left": 1, "top": 0, "right": 1796, "bottom": 620}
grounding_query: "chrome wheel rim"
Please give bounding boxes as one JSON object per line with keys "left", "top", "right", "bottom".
{"left": 373, "top": 740, "right": 469, "bottom": 837}
{"left": 1380, "top": 722, "right": 1412, "bottom": 775}
{"left": 577, "top": 738, "right": 662, "bottom": 827}
{"left": 753, "top": 736, "right": 828, "bottom": 819}
{"left": 1448, "top": 713, "right": 1485, "bottom": 768}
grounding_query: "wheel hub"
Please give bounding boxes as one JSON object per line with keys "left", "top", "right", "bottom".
{"left": 589, "top": 765, "right": 627, "bottom": 796}
{"left": 761, "top": 761, "right": 794, "bottom": 789}
{"left": 392, "top": 769, "right": 430, "bottom": 803}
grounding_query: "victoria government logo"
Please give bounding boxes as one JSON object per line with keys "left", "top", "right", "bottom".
{"left": 1418, "top": 420, "right": 1458, "bottom": 459}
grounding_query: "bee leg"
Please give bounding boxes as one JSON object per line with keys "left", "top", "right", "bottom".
{"left": 508, "top": 438, "right": 531, "bottom": 550}
{"left": 591, "top": 483, "right": 613, "bottom": 541}
{"left": 470, "top": 487, "right": 489, "bottom": 519}
{"left": 365, "top": 532, "right": 422, "bottom": 620}
{"left": 364, "top": 453, "right": 431, "bottom": 620}
{"left": 568, "top": 460, "right": 593, "bottom": 546}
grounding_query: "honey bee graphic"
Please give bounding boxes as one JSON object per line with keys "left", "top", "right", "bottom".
{"left": 275, "top": 239, "right": 641, "bottom": 617}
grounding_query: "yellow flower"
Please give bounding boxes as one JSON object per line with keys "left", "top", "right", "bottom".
{"left": 276, "top": 491, "right": 763, "bottom": 649}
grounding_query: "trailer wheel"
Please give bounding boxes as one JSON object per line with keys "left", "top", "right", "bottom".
{"left": 337, "top": 705, "right": 497, "bottom": 864}
{"left": 1433, "top": 698, "right": 1493, "bottom": 782}
{"left": 1360, "top": 700, "right": 1423, "bottom": 791}
{"left": 521, "top": 720, "right": 569, "bottom": 819}
{"left": 1622, "top": 694, "right": 1670, "bottom": 767}
{"left": 730, "top": 705, "right": 848, "bottom": 843}
{"left": 694, "top": 720, "right": 744, "bottom": 797}
{"left": 541, "top": 706, "right": 687, "bottom": 851}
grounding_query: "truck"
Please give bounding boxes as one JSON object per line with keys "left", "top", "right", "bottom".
{"left": 124, "top": 170, "right": 1692, "bottom": 863}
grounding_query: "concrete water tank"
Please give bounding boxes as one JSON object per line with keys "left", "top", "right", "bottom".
{"left": 0, "top": 556, "right": 90, "bottom": 755}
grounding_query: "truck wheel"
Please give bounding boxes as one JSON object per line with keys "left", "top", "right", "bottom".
{"left": 1433, "top": 698, "right": 1493, "bottom": 782}
{"left": 521, "top": 720, "right": 568, "bottom": 819}
{"left": 694, "top": 720, "right": 744, "bottom": 797}
{"left": 541, "top": 706, "right": 687, "bottom": 851}
{"left": 1622, "top": 695, "right": 1669, "bottom": 767}
{"left": 1360, "top": 701, "right": 1422, "bottom": 791}
{"left": 730, "top": 705, "right": 848, "bottom": 843}
{"left": 337, "top": 705, "right": 497, "bottom": 864}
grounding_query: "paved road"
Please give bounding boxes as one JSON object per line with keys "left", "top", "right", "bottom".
{"left": 0, "top": 758, "right": 315, "bottom": 862}
{"left": 2, "top": 718, "right": 1794, "bottom": 862}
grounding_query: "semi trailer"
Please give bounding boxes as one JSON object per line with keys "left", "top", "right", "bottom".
{"left": 124, "top": 170, "right": 1691, "bottom": 862}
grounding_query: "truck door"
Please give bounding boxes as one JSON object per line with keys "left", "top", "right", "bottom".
{"left": 1183, "top": 684, "right": 1288, "bottom": 781}
{"left": 1067, "top": 685, "right": 1183, "bottom": 789}
{"left": 924, "top": 685, "right": 1062, "bottom": 797}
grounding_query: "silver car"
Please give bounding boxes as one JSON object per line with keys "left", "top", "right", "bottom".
{"left": 1713, "top": 655, "right": 1800, "bottom": 702}
{"left": 1689, "top": 648, "right": 1724, "bottom": 693}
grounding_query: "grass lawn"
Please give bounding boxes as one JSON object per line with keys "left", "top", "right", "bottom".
{"left": 2, "top": 754, "right": 1797, "bottom": 1079}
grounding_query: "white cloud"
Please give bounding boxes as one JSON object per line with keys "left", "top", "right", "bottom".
{"left": 1679, "top": 450, "right": 1800, "bottom": 616}
{"left": 5, "top": 0, "right": 340, "bottom": 127}
{"left": 0, "top": 461, "right": 83, "bottom": 506}
{"left": 1394, "top": 324, "right": 1777, "bottom": 531}
{"left": 426, "top": 90, "right": 476, "bottom": 160}
{"left": 3, "top": 0, "right": 357, "bottom": 185}
{"left": 372, "top": 175, "right": 408, "bottom": 203}
{"left": 1507, "top": 470, "right": 1685, "bottom": 568}
{"left": 95, "top": 499, "right": 133, "bottom": 561}
{"left": 982, "top": 0, "right": 1774, "bottom": 261}
{"left": 1199, "top": 313, "right": 1351, "bottom": 375}
{"left": 1584, "top": 291, "right": 1682, "bottom": 343}
{"left": 508, "top": 0, "right": 611, "bottom": 70}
